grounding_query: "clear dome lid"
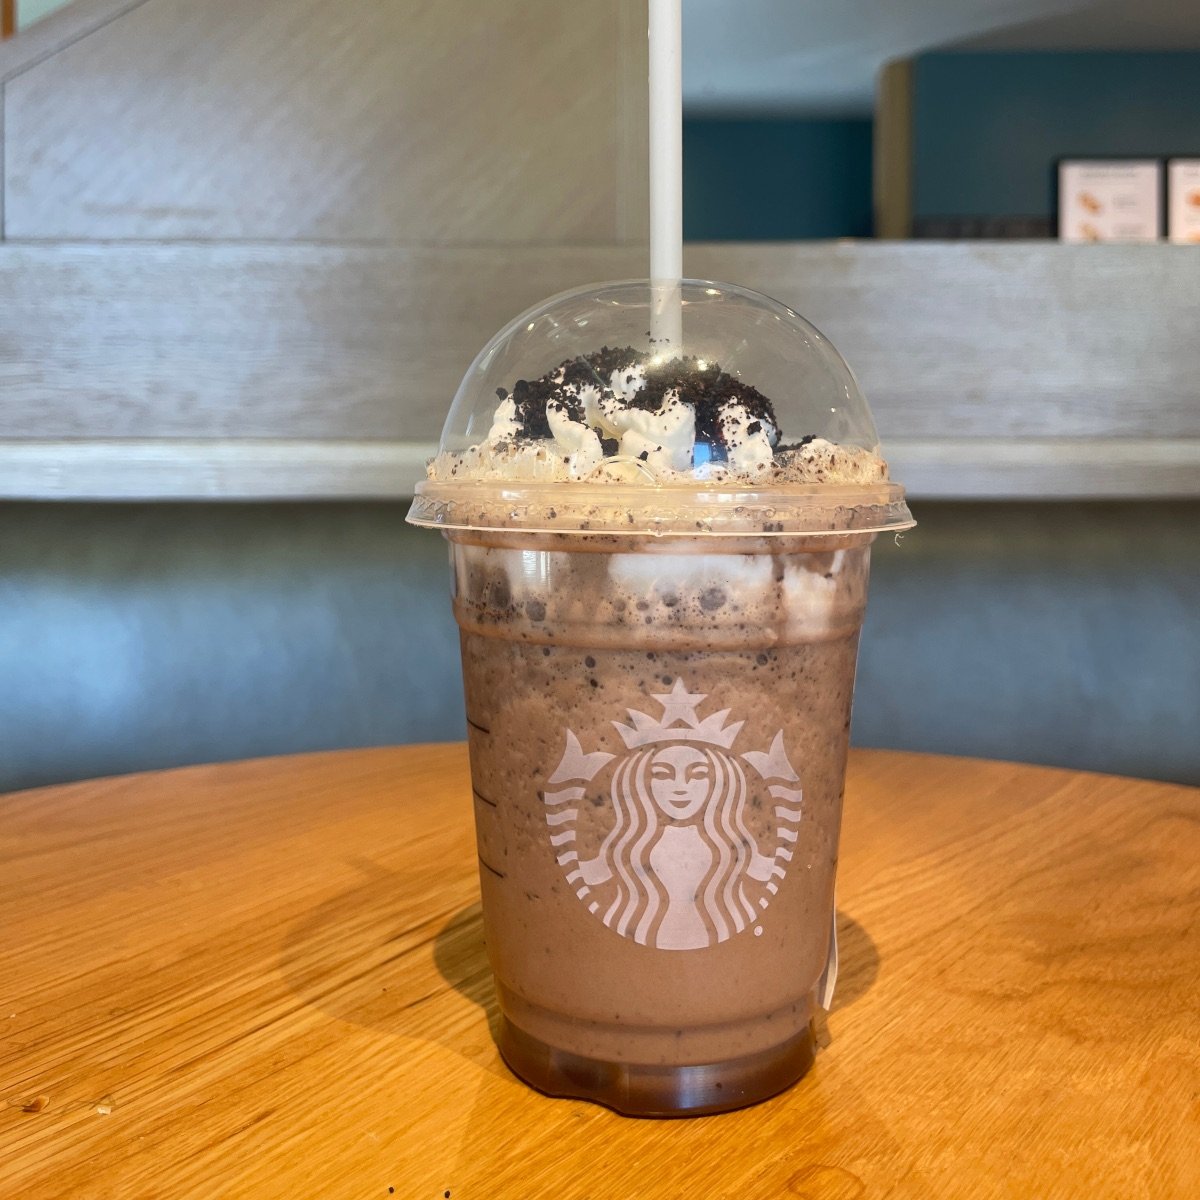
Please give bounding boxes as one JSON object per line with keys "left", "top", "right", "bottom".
{"left": 408, "top": 278, "right": 913, "bottom": 538}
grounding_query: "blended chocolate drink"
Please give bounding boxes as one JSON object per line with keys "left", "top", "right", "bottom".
{"left": 409, "top": 280, "right": 913, "bottom": 1115}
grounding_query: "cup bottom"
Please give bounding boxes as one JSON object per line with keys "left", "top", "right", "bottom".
{"left": 496, "top": 1016, "right": 816, "bottom": 1118}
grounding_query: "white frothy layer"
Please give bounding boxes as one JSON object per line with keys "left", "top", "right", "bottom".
{"left": 780, "top": 551, "right": 847, "bottom": 636}
{"left": 430, "top": 354, "right": 888, "bottom": 487}
{"left": 487, "top": 396, "right": 521, "bottom": 442}
{"left": 718, "top": 403, "right": 777, "bottom": 474}
{"left": 461, "top": 544, "right": 861, "bottom": 639}
{"left": 429, "top": 434, "right": 887, "bottom": 486}
{"left": 599, "top": 386, "right": 694, "bottom": 474}
{"left": 607, "top": 550, "right": 775, "bottom": 595}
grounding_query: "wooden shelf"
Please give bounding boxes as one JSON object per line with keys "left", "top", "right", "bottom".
{"left": 0, "top": 242, "right": 1196, "bottom": 500}
{"left": 2, "top": 437, "right": 1197, "bottom": 502}
{"left": 2, "top": 4, "right": 1195, "bottom": 502}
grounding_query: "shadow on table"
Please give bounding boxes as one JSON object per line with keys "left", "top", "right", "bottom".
{"left": 432, "top": 901, "right": 501, "bottom": 1040}
{"left": 431, "top": 910, "right": 895, "bottom": 1191}
{"left": 829, "top": 910, "right": 880, "bottom": 1016}
{"left": 278, "top": 856, "right": 879, "bottom": 1077}
{"left": 277, "top": 858, "right": 509, "bottom": 1076}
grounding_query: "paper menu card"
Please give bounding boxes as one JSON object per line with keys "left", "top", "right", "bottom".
{"left": 1058, "top": 160, "right": 1162, "bottom": 243}
{"left": 1167, "top": 159, "right": 1200, "bottom": 245}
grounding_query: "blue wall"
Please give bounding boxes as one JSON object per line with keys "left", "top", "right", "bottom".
{"left": 683, "top": 118, "right": 873, "bottom": 240}
{"left": 914, "top": 51, "right": 1200, "bottom": 220}
{"left": 3, "top": 502, "right": 1198, "bottom": 793}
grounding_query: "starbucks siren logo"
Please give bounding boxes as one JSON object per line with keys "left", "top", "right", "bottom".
{"left": 542, "top": 680, "right": 803, "bottom": 950}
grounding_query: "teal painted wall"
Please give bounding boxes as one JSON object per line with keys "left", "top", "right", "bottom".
{"left": 0, "top": 504, "right": 463, "bottom": 790}
{"left": 683, "top": 118, "right": 873, "bottom": 240}
{"left": 16, "top": 0, "right": 70, "bottom": 29}
{"left": 683, "top": 52, "right": 1200, "bottom": 234}
{"left": 6, "top": 64, "right": 1199, "bottom": 794}
{"left": 913, "top": 51, "right": 1200, "bottom": 220}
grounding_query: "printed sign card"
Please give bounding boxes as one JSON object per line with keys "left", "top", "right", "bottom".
{"left": 1058, "top": 160, "right": 1162, "bottom": 243}
{"left": 1167, "top": 159, "right": 1200, "bottom": 245}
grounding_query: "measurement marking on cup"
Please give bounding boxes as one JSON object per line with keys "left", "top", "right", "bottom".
{"left": 466, "top": 718, "right": 491, "bottom": 736}
{"left": 478, "top": 856, "right": 506, "bottom": 880}
{"left": 472, "top": 788, "right": 497, "bottom": 809}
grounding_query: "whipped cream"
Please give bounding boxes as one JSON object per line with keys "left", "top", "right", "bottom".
{"left": 458, "top": 541, "right": 866, "bottom": 640}
{"left": 486, "top": 396, "right": 521, "bottom": 442}
{"left": 429, "top": 347, "right": 889, "bottom": 487}
{"left": 597, "top": 387, "right": 694, "bottom": 474}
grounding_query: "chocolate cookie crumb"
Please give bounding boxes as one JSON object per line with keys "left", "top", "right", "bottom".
{"left": 492, "top": 345, "right": 781, "bottom": 456}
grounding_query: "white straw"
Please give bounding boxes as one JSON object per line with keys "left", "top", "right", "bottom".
{"left": 648, "top": 0, "right": 682, "bottom": 353}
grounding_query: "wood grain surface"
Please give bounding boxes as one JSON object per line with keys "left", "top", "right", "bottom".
{"left": 3, "top": 437, "right": 1199, "bottom": 501}
{"left": 1, "top": 0, "right": 646, "bottom": 242}
{"left": 0, "top": 0, "right": 146, "bottom": 81}
{"left": 0, "top": 242, "right": 1197, "bottom": 443}
{"left": 2, "top": 746, "right": 1197, "bottom": 1199}
{"left": 1, "top": 0, "right": 1196, "bottom": 505}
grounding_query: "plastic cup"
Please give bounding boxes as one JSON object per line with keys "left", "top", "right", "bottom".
{"left": 408, "top": 280, "right": 913, "bottom": 1115}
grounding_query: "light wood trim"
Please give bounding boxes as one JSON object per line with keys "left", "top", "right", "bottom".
{"left": 2, "top": 437, "right": 1198, "bottom": 501}
{"left": 1, "top": 241, "right": 1197, "bottom": 446}
{"left": 615, "top": 0, "right": 649, "bottom": 243}
{"left": 3, "top": 0, "right": 643, "bottom": 242}
{"left": 0, "top": 439, "right": 438, "bottom": 499}
{"left": 686, "top": 241, "right": 1200, "bottom": 442}
{"left": 0, "top": 243, "right": 640, "bottom": 441}
{"left": 2, "top": 0, "right": 15, "bottom": 42}
{"left": 3, "top": 746, "right": 1198, "bottom": 1195}
{"left": 886, "top": 438, "right": 1200, "bottom": 500}
{"left": 873, "top": 58, "right": 913, "bottom": 239}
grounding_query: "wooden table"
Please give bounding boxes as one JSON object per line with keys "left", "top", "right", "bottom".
{"left": 3, "top": 747, "right": 1198, "bottom": 1199}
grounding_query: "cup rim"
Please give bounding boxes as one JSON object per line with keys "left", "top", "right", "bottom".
{"left": 407, "top": 479, "right": 915, "bottom": 538}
